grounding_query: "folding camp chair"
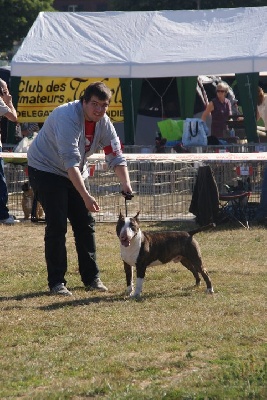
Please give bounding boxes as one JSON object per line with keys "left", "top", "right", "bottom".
{"left": 218, "top": 189, "right": 251, "bottom": 229}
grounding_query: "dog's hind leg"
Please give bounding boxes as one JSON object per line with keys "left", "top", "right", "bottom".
{"left": 199, "top": 266, "right": 214, "bottom": 294}
{"left": 190, "top": 255, "right": 213, "bottom": 293}
{"left": 124, "top": 262, "right": 134, "bottom": 295}
{"left": 181, "top": 257, "right": 214, "bottom": 294}
{"left": 180, "top": 257, "right": 201, "bottom": 287}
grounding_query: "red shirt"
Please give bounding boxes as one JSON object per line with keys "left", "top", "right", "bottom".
{"left": 85, "top": 120, "right": 96, "bottom": 152}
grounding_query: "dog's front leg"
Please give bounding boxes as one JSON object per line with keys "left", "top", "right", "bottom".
{"left": 124, "top": 262, "right": 134, "bottom": 295}
{"left": 131, "top": 265, "right": 146, "bottom": 299}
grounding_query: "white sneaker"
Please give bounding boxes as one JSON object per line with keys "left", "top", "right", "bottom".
{"left": 0, "top": 216, "right": 20, "bottom": 225}
{"left": 50, "top": 283, "right": 73, "bottom": 296}
{"left": 85, "top": 278, "right": 108, "bottom": 292}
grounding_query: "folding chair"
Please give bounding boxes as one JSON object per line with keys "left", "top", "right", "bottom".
{"left": 218, "top": 190, "right": 251, "bottom": 229}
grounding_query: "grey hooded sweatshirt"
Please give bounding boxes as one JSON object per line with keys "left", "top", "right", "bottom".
{"left": 27, "top": 100, "right": 127, "bottom": 178}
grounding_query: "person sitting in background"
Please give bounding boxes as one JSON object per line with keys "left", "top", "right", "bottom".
{"left": 21, "top": 123, "right": 40, "bottom": 138}
{"left": 155, "top": 135, "right": 167, "bottom": 153}
{"left": 0, "top": 78, "right": 20, "bottom": 225}
{"left": 13, "top": 123, "right": 40, "bottom": 153}
{"left": 201, "top": 82, "right": 232, "bottom": 139}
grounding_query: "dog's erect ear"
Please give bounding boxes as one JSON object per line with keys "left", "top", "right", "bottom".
{"left": 134, "top": 211, "right": 140, "bottom": 221}
{"left": 119, "top": 210, "right": 125, "bottom": 220}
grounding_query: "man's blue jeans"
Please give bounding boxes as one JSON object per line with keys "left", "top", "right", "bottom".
{"left": 0, "top": 146, "right": 10, "bottom": 220}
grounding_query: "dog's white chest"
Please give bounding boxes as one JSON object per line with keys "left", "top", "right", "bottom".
{"left": 120, "top": 232, "right": 141, "bottom": 266}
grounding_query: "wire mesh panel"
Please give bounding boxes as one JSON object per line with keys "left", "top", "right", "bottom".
{"left": 3, "top": 153, "right": 265, "bottom": 222}
{"left": 84, "top": 159, "right": 199, "bottom": 221}
{"left": 210, "top": 161, "right": 262, "bottom": 204}
{"left": 4, "top": 163, "right": 28, "bottom": 219}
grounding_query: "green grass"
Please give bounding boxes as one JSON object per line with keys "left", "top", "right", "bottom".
{"left": 0, "top": 220, "right": 266, "bottom": 399}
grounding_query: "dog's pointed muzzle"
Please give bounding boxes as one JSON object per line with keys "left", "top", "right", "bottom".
{"left": 120, "top": 236, "right": 131, "bottom": 247}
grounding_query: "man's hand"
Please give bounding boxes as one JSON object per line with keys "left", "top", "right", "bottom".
{"left": 68, "top": 166, "right": 100, "bottom": 212}
{"left": 121, "top": 191, "right": 134, "bottom": 200}
{"left": 114, "top": 165, "right": 133, "bottom": 196}
{"left": 83, "top": 193, "right": 100, "bottom": 212}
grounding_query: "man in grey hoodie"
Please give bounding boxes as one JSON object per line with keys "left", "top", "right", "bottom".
{"left": 28, "top": 81, "right": 132, "bottom": 296}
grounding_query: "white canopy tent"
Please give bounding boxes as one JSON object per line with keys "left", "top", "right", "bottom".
{"left": 10, "top": 7, "right": 267, "bottom": 78}
{"left": 10, "top": 7, "right": 265, "bottom": 144}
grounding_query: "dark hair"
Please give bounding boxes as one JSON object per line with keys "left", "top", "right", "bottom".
{"left": 80, "top": 81, "right": 112, "bottom": 103}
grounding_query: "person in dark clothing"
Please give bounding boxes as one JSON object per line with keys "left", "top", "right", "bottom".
{"left": 201, "top": 82, "right": 232, "bottom": 138}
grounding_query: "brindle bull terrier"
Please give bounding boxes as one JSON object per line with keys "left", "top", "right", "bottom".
{"left": 116, "top": 211, "right": 214, "bottom": 299}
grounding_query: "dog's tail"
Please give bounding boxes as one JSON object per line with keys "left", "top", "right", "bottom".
{"left": 188, "top": 222, "right": 216, "bottom": 236}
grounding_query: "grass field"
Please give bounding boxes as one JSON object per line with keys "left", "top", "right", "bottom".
{"left": 0, "top": 218, "right": 266, "bottom": 399}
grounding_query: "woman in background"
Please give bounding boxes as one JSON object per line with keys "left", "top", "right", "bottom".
{"left": 201, "top": 82, "right": 232, "bottom": 139}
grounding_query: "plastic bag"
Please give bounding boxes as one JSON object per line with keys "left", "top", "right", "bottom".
{"left": 157, "top": 119, "right": 184, "bottom": 141}
{"left": 182, "top": 118, "right": 208, "bottom": 146}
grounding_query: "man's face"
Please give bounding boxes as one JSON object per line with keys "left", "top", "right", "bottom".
{"left": 83, "top": 95, "right": 109, "bottom": 122}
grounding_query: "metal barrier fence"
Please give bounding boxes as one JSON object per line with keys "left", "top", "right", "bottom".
{"left": 4, "top": 149, "right": 265, "bottom": 222}
{"left": 123, "top": 143, "right": 267, "bottom": 154}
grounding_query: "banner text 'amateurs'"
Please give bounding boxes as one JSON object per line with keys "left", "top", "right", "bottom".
{"left": 17, "top": 77, "right": 123, "bottom": 123}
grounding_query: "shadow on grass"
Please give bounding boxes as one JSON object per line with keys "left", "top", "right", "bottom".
{"left": 36, "top": 284, "right": 205, "bottom": 310}
{"left": 0, "top": 282, "right": 210, "bottom": 309}
{"left": 37, "top": 294, "right": 125, "bottom": 310}
{"left": 0, "top": 291, "right": 123, "bottom": 309}
{"left": 0, "top": 291, "right": 49, "bottom": 302}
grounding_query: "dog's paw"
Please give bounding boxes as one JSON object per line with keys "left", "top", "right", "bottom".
{"left": 206, "top": 287, "right": 214, "bottom": 294}
{"left": 129, "top": 292, "right": 142, "bottom": 301}
{"left": 126, "top": 286, "right": 134, "bottom": 296}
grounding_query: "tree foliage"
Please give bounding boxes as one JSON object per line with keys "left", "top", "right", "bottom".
{"left": 0, "top": 0, "right": 54, "bottom": 52}
{"left": 2, "top": 0, "right": 267, "bottom": 53}
{"left": 109, "top": 0, "right": 267, "bottom": 11}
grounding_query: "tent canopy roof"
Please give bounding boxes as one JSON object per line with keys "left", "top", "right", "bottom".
{"left": 11, "top": 7, "right": 267, "bottom": 78}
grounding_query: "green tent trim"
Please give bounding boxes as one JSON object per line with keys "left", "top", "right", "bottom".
{"left": 176, "top": 76, "right": 198, "bottom": 119}
{"left": 120, "top": 78, "right": 142, "bottom": 145}
{"left": 236, "top": 73, "right": 258, "bottom": 143}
